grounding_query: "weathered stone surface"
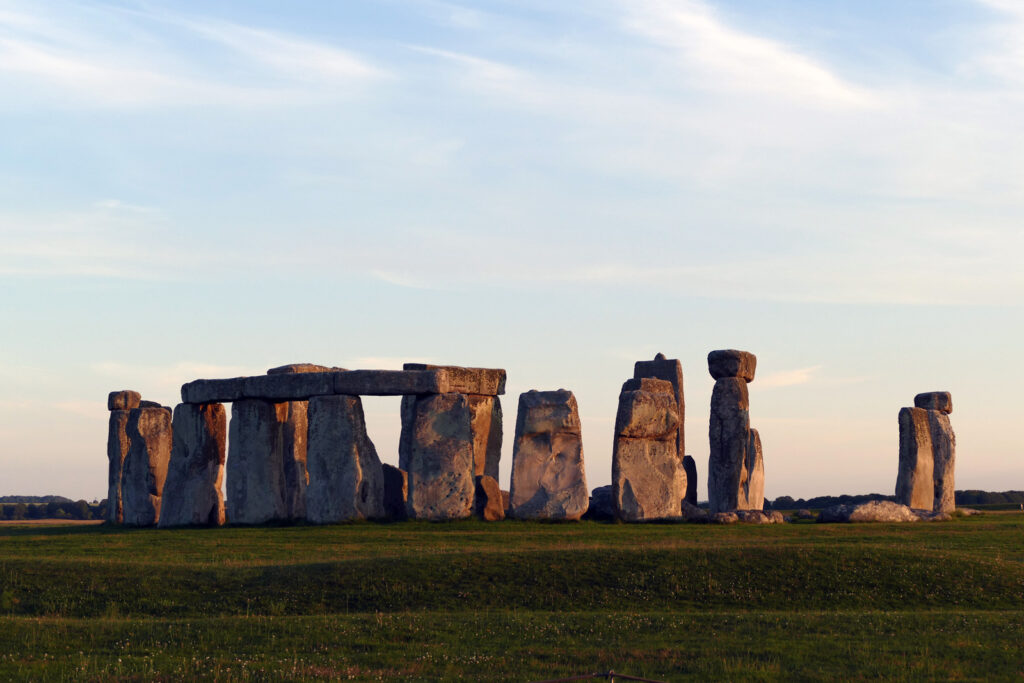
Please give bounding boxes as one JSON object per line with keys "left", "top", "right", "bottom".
{"left": 405, "top": 393, "right": 475, "bottom": 521}
{"left": 683, "top": 455, "right": 698, "bottom": 505}
{"left": 708, "top": 349, "right": 757, "bottom": 382}
{"left": 242, "top": 372, "right": 335, "bottom": 401}
{"left": 914, "top": 391, "right": 953, "bottom": 414}
{"left": 510, "top": 390, "right": 588, "bottom": 521}
{"left": 121, "top": 407, "right": 172, "bottom": 526}
{"left": 159, "top": 403, "right": 226, "bottom": 527}
{"left": 735, "top": 510, "right": 773, "bottom": 524}
{"left": 584, "top": 485, "right": 614, "bottom": 521}
{"left": 182, "top": 370, "right": 448, "bottom": 404}
{"left": 739, "top": 428, "right": 765, "bottom": 511}
{"left": 305, "top": 395, "right": 384, "bottom": 523}
{"left": 106, "top": 410, "right": 131, "bottom": 523}
{"left": 712, "top": 511, "right": 739, "bottom": 524}
{"left": 182, "top": 378, "right": 245, "bottom": 404}
{"left": 768, "top": 510, "right": 786, "bottom": 524}
{"left": 818, "top": 500, "right": 920, "bottom": 523}
{"left": 613, "top": 384, "right": 685, "bottom": 521}
{"left": 929, "top": 411, "right": 956, "bottom": 513}
{"left": 108, "top": 390, "right": 141, "bottom": 411}
{"left": 680, "top": 500, "right": 708, "bottom": 523}
{"left": 474, "top": 475, "right": 505, "bottom": 521}
{"left": 403, "top": 363, "right": 506, "bottom": 396}
{"left": 467, "top": 395, "right": 502, "bottom": 479}
{"left": 896, "top": 407, "right": 934, "bottom": 510}
{"left": 918, "top": 510, "right": 952, "bottom": 522}
{"left": 226, "top": 399, "right": 289, "bottom": 524}
{"left": 138, "top": 399, "right": 163, "bottom": 409}
{"left": 267, "top": 363, "right": 343, "bottom": 375}
{"left": 281, "top": 401, "right": 309, "bottom": 520}
{"left": 707, "top": 377, "right": 750, "bottom": 513}
{"left": 381, "top": 464, "right": 408, "bottom": 521}
{"left": 501, "top": 490, "right": 511, "bottom": 515}
{"left": 634, "top": 353, "right": 685, "bottom": 459}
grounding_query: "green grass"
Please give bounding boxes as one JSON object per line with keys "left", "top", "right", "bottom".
{"left": 1, "top": 515, "right": 1023, "bottom": 680}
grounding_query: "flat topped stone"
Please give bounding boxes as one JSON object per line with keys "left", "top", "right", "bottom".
{"left": 403, "top": 363, "right": 506, "bottom": 396}
{"left": 914, "top": 391, "right": 952, "bottom": 414}
{"left": 181, "top": 369, "right": 448, "bottom": 403}
{"left": 268, "top": 363, "right": 346, "bottom": 375}
{"left": 708, "top": 350, "right": 757, "bottom": 382}
{"left": 108, "top": 390, "right": 141, "bottom": 411}
{"left": 620, "top": 377, "right": 674, "bottom": 395}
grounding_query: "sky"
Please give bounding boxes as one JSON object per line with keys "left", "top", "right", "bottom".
{"left": 0, "top": 0, "right": 1022, "bottom": 502}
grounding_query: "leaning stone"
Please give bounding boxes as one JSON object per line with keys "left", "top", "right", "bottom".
{"left": 159, "top": 403, "right": 226, "bottom": 527}
{"left": 121, "top": 407, "right": 172, "bottom": 526}
{"left": 108, "top": 390, "right": 141, "bottom": 411}
{"left": 895, "top": 407, "right": 934, "bottom": 510}
{"left": 475, "top": 475, "right": 505, "bottom": 521}
{"left": 584, "top": 485, "right": 614, "bottom": 521}
{"left": 739, "top": 428, "right": 765, "bottom": 511}
{"left": 226, "top": 399, "right": 290, "bottom": 524}
{"left": 405, "top": 393, "right": 475, "bottom": 521}
{"left": 305, "top": 395, "right": 385, "bottom": 523}
{"left": 712, "top": 511, "right": 739, "bottom": 524}
{"left": 382, "top": 464, "right": 408, "bottom": 521}
{"left": 707, "top": 377, "right": 750, "bottom": 513}
{"left": 403, "top": 363, "right": 506, "bottom": 396}
{"left": 929, "top": 411, "right": 956, "bottom": 513}
{"left": 818, "top": 500, "right": 920, "bottom": 523}
{"left": 708, "top": 350, "right": 757, "bottom": 382}
{"left": 634, "top": 353, "right": 685, "bottom": 460}
{"left": 680, "top": 500, "right": 708, "bottom": 523}
{"left": 682, "top": 455, "right": 698, "bottom": 505}
{"left": 106, "top": 410, "right": 131, "bottom": 523}
{"left": 914, "top": 391, "right": 953, "bottom": 414}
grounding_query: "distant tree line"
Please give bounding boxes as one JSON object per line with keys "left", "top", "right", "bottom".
{"left": 0, "top": 500, "right": 104, "bottom": 521}
{"left": 769, "top": 490, "right": 1024, "bottom": 510}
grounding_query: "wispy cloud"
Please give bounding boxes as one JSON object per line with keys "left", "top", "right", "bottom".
{"left": 760, "top": 365, "right": 822, "bottom": 389}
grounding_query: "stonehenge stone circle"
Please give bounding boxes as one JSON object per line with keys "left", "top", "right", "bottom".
{"left": 404, "top": 392, "right": 476, "bottom": 521}
{"left": 305, "top": 395, "right": 384, "bottom": 523}
{"left": 382, "top": 463, "right": 409, "bottom": 521}
{"left": 633, "top": 353, "right": 685, "bottom": 462}
{"left": 121, "top": 406, "right": 172, "bottom": 526}
{"left": 227, "top": 399, "right": 291, "bottom": 524}
{"left": 159, "top": 403, "right": 227, "bottom": 527}
{"left": 682, "top": 455, "right": 698, "bottom": 506}
{"left": 896, "top": 393, "right": 956, "bottom": 513}
{"left": 612, "top": 377, "right": 686, "bottom": 521}
{"left": 474, "top": 475, "right": 505, "bottom": 521}
{"left": 509, "top": 389, "right": 588, "bottom": 521}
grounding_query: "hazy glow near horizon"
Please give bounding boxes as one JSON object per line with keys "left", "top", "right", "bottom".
{"left": 0, "top": 0, "right": 1021, "bottom": 501}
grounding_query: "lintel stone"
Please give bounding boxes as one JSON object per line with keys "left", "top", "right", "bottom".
{"left": 403, "top": 363, "right": 506, "bottom": 396}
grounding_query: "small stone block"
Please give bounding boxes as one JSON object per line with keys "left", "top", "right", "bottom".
{"left": 108, "top": 390, "right": 141, "bottom": 411}
{"left": 517, "top": 390, "right": 580, "bottom": 435}
{"left": 708, "top": 349, "right": 757, "bottom": 382}
{"left": 914, "top": 391, "right": 953, "bottom": 414}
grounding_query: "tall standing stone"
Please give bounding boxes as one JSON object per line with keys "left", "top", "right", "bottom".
{"left": 227, "top": 399, "right": 290, "bottom": 524}
{"left": 305, "top": 395, "right": 384, "bottom": 523}
{"left": 895, "top": 406, "right": 934, "bottom": 509}
{"left": 401, "top": 394, "right": 502, "bottom": 480}
{"left": 740, "top": 428, "right": 765, "bottom": 511}
{"left": 405, "top": 393, "right": 475, "bottom": 521}
{"left": 121, "top": 406, "right": 172, "bottom": 526}
{"left": 929, "top": 411, "right": 956, "bottom": 513}
{"left": 509, "top": 390, "right": 588, "bottom": 521}
{"left": 613, "top": 378, "right": 686, "bottom": 521}
{"left": 106, "top": 390, "right": 142, "bottom": 524}
{"left": 707, "top": 350, "right": 756, "bottom": 513}
{"left": 682, "top": 455, "right": 698, "bottom": 506}
{"left": 159, "top": 403, "right": 227, "bottom": 527}
{"left": 633, "top": 353, "right": 685, "bottom": 462}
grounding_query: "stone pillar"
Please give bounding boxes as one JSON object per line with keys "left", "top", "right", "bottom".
{"left": 612, "top": 377, "right": 686, "bottom": 521}
{"left": 509, "top": 390, "right": 588, "bottom": 521}
{"left": 227, "top": 399, "right": 290, "bottom": 524}
{"left": 634, "top": 353, "right": 685, "bottom": 462}
{"left": 106, "top": 390, "right": 141, "bottom": 523}
{"left": 707, "top": 349, "right": 756, "bottom": 513}
{"left": 405, "top": 393, "right": 475, "bottom": 521}
{"left": 740, "top": 429, "right": 765, "bottom": 511}
{"left": 401, "top": 394, "right": 501, "bottom": 480}
{"left": 121, "top": 406, "right": 172, "bottom": 526}
{"left": 305, "top": 395, "right": 384, "bottom": 523}
{"left": 682, "top": 455, "right": 698, "bottom": 506}
{"left": 913, "top": 391, "right": 956, "bottom": 513}
{"left": 159, "top": 403, "right": 227, "bottom": 527}
{"left": 896, "top": 406, "right": 935, "bottom": 509}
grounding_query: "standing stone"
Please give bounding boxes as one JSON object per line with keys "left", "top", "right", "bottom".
{"left": 740, "top": 428, "right": 765, "bottom": 511}
{"left": 227, "top": 399, "right": 290, "bottom": 524}
{"left": 306, "top": 395, "right": 384, "bottom": 523}
{"left": 929, "top": 410, "right": 956, "bottom": 513}
{"left": 613, "top": 378, "right": 686, "bottom": 521}
{"left": 474, "top": 475, "right": 505, "bottom": 521}
{"left": 159, "top": 403, "right": 227, "bottom": 527}
{"left": 682, "top": 455, "right": 698, "bottom": 506}
{"left": 401, "top": 394, "right": 501, "bottom": 480}
{"left": 106, "top": 410, "right": 131, "bottom": 523}
{"left": 382, "top": 464, "right": 408, "bottom": 521}
{"left": 405, "top": 393, "right": 475, "bottom": 521}
{"left": 121, "top": 407, "right": 172, "bottom": 526}
{"left": 895, "top": 407, "right": 934, "bottom": 509}
{"left": 509, "top": 390, "right": 588, "bottom": 521}
{"left": 708, "top": 350, "right": 757, "bottom": 382}
{"left": 708, "top": 375, "right": 750, "bottom": 513}
{"left": 633, "top": 353, "right": 685, "bottom": 462}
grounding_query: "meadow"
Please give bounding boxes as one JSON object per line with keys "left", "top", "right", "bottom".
{"left": 0, "top": 514, "right": 1022, "bottom": 681}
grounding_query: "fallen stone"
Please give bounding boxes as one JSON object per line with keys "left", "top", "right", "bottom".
{"left": 403, "top": 363, "right": 506, "bottom": 396}
{"left": 682, "top": 455, "right": 698, "bottom": 506}
{"left": 381, "top": 464, "right": 408, "bottom": 521}
{"left": 818, "top": 500, "right": 920, "bottom": 523}
{"left": 739, "top": 428, "right": 765, "bottom": 511}
{"left": 405, "top": 393, "right": 475, "bottom": 521}
{"left": 712, "top": 511, "right": 739, "bottom": 524}
{"left": 584, "top": 485, "right": 614, "bottom": 521}
{"left": 708, "top": 350, "right": 757, "bottom": 382}
{"left": 121, "top": 407, "right": 172, "bottom": 526}
{"left": 796, "top": 509, "right": 816, "bottom": 520}
{"left": 707, "top": 377, "right": 750, "bottom": 513}
{"left": 305, "top": 395, "right": 384, "bottom": 523}
{"left": 159, "top": 403, "right": 226, "bottom": 527}
{"left": 768, "top": 510, "right": 786, "bottom": 524}
{"left": 917, "top": 510, "right": 952, "bottom": 522}
{"left": 226, "top": 399, "right": 290, "bottom": 524}
{"left": 735, "top": 510, "right": 772, "bottom": 524}
{"left": 914, "top": 391, "right": 953, "bottom": 414}
{"left": 634, "top": 353, "right": 685, "bottom": 460}
{"left": 510, "top": 390, "right": 588, "bottom": 521}
{"left": 474, "top": 475, "right": 505, "bottom": 521}
{"left": 108, "top": 390, "right": 141, "bottom": 411}
{"left": 680, "top": 500, "right": 709, "bottom": 523}
{"left": 106, "top": 410, "right": 131, "bottom": 523}
{"left": 929, "top": 410, "right": 956, "bottom": 513}
{"left": 896, "top": 407, "right": 934, "bottom": 510}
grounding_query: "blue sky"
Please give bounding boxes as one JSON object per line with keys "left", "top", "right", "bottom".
{"left": 0, "top": 0, "right": 1021, "bottom": 501}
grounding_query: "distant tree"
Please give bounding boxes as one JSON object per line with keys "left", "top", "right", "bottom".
{"left": 45, "top": 501, "right": 62, "bottom": 517}
{"left": 71, "top": 500, "right": 91, "bottom": 520}
{"left": 26, "top": 504, "right": 43, "bottom": 519}
{"left": 12, "top": 503, "right": 27, "bottom": 520}
{"left": 772, "top": 496, "right": 796, "bottom": 509}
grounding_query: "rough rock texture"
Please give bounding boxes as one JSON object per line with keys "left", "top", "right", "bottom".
{"left": 400, "top": 394, "right": 502, "bottom": 480}
{"left": 381, "top": 463, "right": 408, "bottom": 521}
{"left": 405, "top": 393, "right": 476, "bottom": 521}
{"left": 735, "top": 510, "right": 783, "bottom": 524}
{"left": 818, "top": 500, "right": 920, "bottom": 523}
{"left": 159, "top": 403, "right": 226, "bottom": 527}
{"left": 474, "top": 475, "right": 505, "bottom": 521}
{"left": 682, "top": 455, "right": 698, "bottom": 505}
{"left": 121, "top": 407, "right": 172, "bottom": 526}
{"left": 929, "top": 411, "right": 956, "bottom": 513}
{"left": 914, "top": 391, "right": 953, "bottom": 415}
{"left": 501, "top": 490, "right": 511, "bottom": 515}
{"left": 280, "top": 401, "right": 309, "bottom": 520}
{"left": 918, "top": 510, "right": 953, "bottom": 522}
{"left": 226, "top": 399, "right": 290, "bottom": 524}
{"left": 403, "top": 363, "right": 506, "bottom": 396}
{"left": 106, "top": 410, "right": 131, "bottom": 523}
{"left": 108, "top": 390, "right": 141, "bottom": 411}
{"left": 510, "top": 390, "right": 588, "bottom": 521}
{"left": 305, "top": 395, "right": 384, "bottom": 523}
{"left": 707, "top": 350, "right": 757, "bottom": 382}
{"left": 613, "top": 379, "right": 686, "bottom": 521}
{"left": 680, "top": 500, "right": 709, "bottom": 523}
{"left": 896, "top": 407, "right": 934, "bottom": 510}
{"left": 712, "top": 511, "right": 739, "bottom": 524}
{"left": 584, "top": 485, "right": 614, "bottom": 521}
{"left": 138, "top": 400, "right": 163, "bottom": 409}
{"left": 739, "top": 428, "right": 765, "bottom": 510}
{"left": 707, "top": 377, "right": 750, "bottom": 513}
{"left": 633, "top": 353, "right": 685, "bottom": 460}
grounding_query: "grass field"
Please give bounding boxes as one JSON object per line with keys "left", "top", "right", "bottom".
{"left": 0, "top": 514, "right": 1022, "bottom": 681}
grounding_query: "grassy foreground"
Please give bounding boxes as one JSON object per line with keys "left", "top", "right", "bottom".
{"left": 0, "top": 515, "right": 1022, "bottom": 680}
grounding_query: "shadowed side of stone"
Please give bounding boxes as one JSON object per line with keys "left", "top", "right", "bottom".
{"left": 227, "top": 399, "right": 289, "bottom": 524}
{"left": 896, "top": 406, "right": 934, "bottom": 509}
{"left": 382, "top": 463, "right": 408, "bottom": 521}
{"left": 405, "top": 393, "right": 475, "bottom": 521}
{"left": 682, "top": 455, "right": 698, "bottom": 506}
{"left": 121, "top": 407, "right": 172, "bottom": 526}
{"left": 914, "top": 391, "right": 953, "bottom": 415}
{"left": 159, "top": 403, "right": 226, "bottom": 527}
{"left": 474, "top": 475, "right": 505, "bottom": 521}
{"left": 708, "top": 350, "right": 757, "bottom": 382}
{"left": 108, "top": 390, "right": 141, "bottom": 412}
{"left": 106, "top": 410, "right": 131, "bottom": 523}
{"left": 707, "top": 376, "right": 750, "bottom": 513}
{"left": 740, "top": 428, "right": 765, "bottom": 511}
{"left": 929, "top": 411, "right": 956, "bottom": 513}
